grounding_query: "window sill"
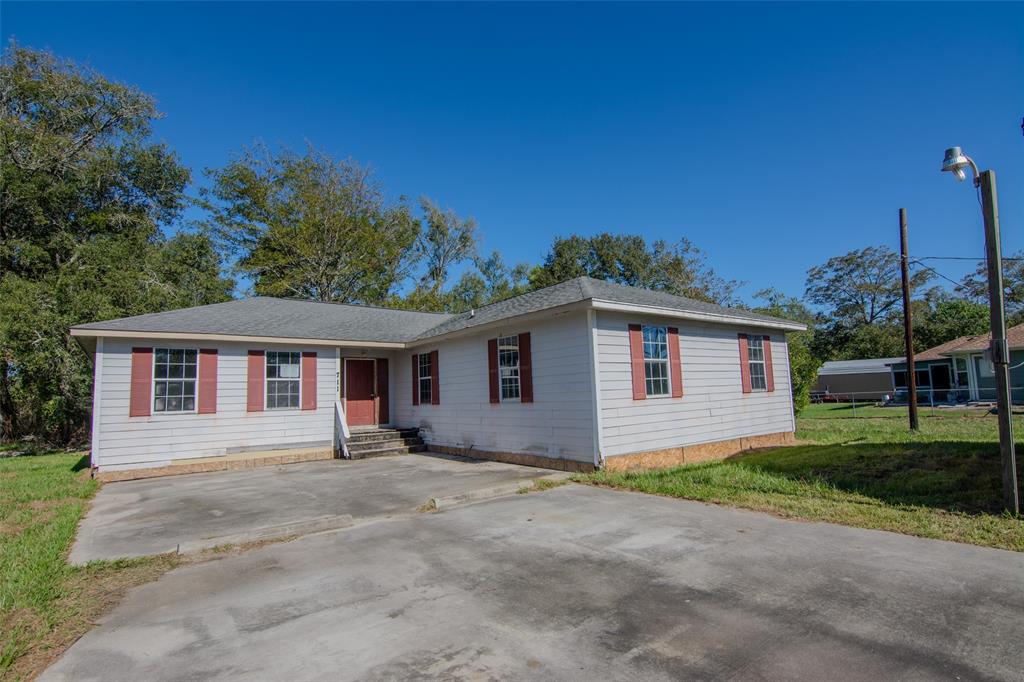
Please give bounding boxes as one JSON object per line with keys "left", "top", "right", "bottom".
{"left": 135, "top": 411, "right": 199, "bottom": 420}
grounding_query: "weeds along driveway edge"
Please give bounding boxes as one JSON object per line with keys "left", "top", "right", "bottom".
{"left": 0, "top": 451, "right": 290, "bottom": 679}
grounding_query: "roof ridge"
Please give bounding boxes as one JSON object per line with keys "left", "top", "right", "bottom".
{"left": 441, "top": 276, "right": 589, "bottom": 317}
{"left": 254, "top": 296, "right": 452, "bottom": 316}
{"left": 577, "top": 276, "right": 594, "bottom": 299}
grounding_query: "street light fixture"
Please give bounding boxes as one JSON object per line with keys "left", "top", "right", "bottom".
{"left": 941, "top": 147, "right": 1020, "bottom": 514}
{"left": 940, "top": 146, "right": 977, "bottom": 183}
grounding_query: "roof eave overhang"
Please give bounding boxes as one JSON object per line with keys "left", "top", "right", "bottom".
{"left": 68, "top": 328, "right": 407, "bottom": 349}
{"left": 940, "top": 346, "right": 1024, "bottom": 357}
{"left": 588, "top": 299, "right": 807, "bottom": 332}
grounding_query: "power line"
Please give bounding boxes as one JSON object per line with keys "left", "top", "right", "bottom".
{"left": 915, "top": 255, "right": 1024, "bottom": 262}
{"left": 908, "top": 259, "right": 964, "bottom": 288}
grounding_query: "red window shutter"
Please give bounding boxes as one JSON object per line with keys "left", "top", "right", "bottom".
{"left": 247, "top": 350, "right": 265, "bottom": 412}
{"left": 301, "top": 351, "right": 317, "bottom": 410}
{"left": 411, "top": 354, "right": 419, "bottom": 406}
{"left": 129, "top": 347, "right": 153, "bottom": 417}
{"left": 738, "top": 334, "right": 752, "bottom": 394}
{"left": 628, "top": 324, "right": 646, "bottom": 401}
{"left": 667, "top": 327, "right": 683, "bottom": 398}
{"left": 487, "top": 339, "right": 499, "bottom": 403}
{"left": 197, "top": 349, "right": 218, "bottom": 414}
{"left": 377, "top": 358, "right": 389, "bottom": 423}
{"left": 762, "top": 335, "right": 775, "bottom": 392}
{"left": 518, "top": 332, "right": 534, "bottom": 403}
{"left": 430, "top": 350, "right": 440, "bottom": 405}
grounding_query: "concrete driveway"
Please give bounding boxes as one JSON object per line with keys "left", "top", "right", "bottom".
{"left": 49, "top": 484, "right": 1023, "bottom": 681}
{"left": 71, "top": 453, "right": 555, "bottom": 563}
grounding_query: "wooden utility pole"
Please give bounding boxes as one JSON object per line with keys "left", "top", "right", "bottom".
{"left": 978, "top": 171, "right": 1019, "bottom": 514}
{"left": 899, "top": 208, "right": 919, "bottom": 431}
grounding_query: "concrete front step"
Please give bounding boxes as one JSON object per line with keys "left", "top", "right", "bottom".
{"left": 349, "top": 443, "right": 427, "bottom": 459}
{"left": 344, "top": 427, "right": 424, "bottom": 459}
{"left": 348, "top": 428, "right": 420, "bottom": 444}
{"left": 346, "top": 437, "right": 424, "bottom": 454}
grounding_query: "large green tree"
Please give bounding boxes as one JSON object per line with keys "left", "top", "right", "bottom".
{"left": 805, "top": 246, "right": 931, "bottom": 326}
{"left": 399, "top": 199, "right": 480, "bottom": 311}
{"left": 0, "top": 45, "right": 232, "bottom": 443}
{"left": 417, "top": 198, "right": 478, "bottom": 294}
{"left": 531, "top": 233, "right": 739, "bottom": 305}
{"left": 201, "top": 144, "right": 420, "bottom": 303}
{"left": 805, "top": 246, "right": 932, "bottom": 361}
{"left": 957, "top": 251, "right": 1024, "bottom": 314}
{"left": 446, "top": 251, "right": 532, "bottom": 312}
{"left": 915, "top": 297, "right": 989, "bottom": 351}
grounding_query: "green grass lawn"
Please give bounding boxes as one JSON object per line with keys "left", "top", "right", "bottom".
{"left": 580, "top": 405, "right": 1024, "bottom": 552}
{"left": 0, "top": 448, "right": 296, "bottom": 680}
{"left": 0, "top": 450, "right": 187, "bottom": 680}
{"left": 2, "top": 450, "right": 95, "bottom": 676}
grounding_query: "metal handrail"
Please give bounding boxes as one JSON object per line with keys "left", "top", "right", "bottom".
{"left": 334, "top": 400, "right": 351, "bottom": 459}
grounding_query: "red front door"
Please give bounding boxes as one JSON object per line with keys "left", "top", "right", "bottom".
{"left": 346, "top": 360, "right": 376, "bottom": 426}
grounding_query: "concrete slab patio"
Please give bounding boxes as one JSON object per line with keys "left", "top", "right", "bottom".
{"left": 49, "top": 484, "right": 1024, "bottom": 681}
{"left": 71, "top": 453, "right": 555, "bottom": 563}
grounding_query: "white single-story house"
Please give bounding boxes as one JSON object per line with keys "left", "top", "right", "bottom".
{"left": 71, "top": 277, "right": 806, "bottom": 480}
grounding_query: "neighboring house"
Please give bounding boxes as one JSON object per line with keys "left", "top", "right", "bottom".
{"left": 71, "top": 277, "right": 806, "bottom": 480}
{"left": 814, "top": 357, "right": 901, "bottom": 400}
{"left": 888, "top": 322, "right": 1024, "bottom": 404}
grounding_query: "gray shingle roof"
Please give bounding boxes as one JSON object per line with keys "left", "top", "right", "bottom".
{"left": 73, "top": 297, "right": 451, "bottom": 343}
{"left": 580, "top": 277, "right": 799, "bottom": 326}
{"left": 413, "top": 277, "right": 801, "bottom": 339}
{"left": 73, "top": 277, "right": 803, "bottom": 343}
{"left": 412, "top": 278, "right": 589, "bottom": 339}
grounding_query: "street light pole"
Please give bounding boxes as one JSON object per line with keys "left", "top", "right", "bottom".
{"left": 978, "top": 170, "right": 1020, "bottom": 514}
{"left": 942, "top": 147, "right": 1019, "bottom": 515}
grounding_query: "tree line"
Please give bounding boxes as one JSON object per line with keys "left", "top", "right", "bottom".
{"left": 1, "top": 45, "right": 1013, "bottom": 444}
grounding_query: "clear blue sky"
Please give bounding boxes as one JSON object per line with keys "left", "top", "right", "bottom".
{"left": 5, "top": 2, "right": 1023, "bottom": 302}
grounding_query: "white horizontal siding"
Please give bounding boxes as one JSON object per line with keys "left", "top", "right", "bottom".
{"left": 95, "top": 339, "right": 339, "bottom": 469}
{"left": 394, "top": 312, "right": 596, "bottom": 464}
{"left": 596, "top": 311, "right": 796, "bottom": 458}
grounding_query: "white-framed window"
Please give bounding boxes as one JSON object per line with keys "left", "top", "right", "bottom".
{"left": 976, "top": 354, "right": 995, "bottom": 377}
{"left": 747, "top": 336, "right": 767, "bottom": 391}
{"left": 498, "top": 335, "right": 521, "bottom": 401}
{"left": 154, "top": 348, "right": 198, "bottom": 412}
{"left": 954, "top": 357, "right": 969, "bottom": 387}
{"left": 418, "top": 353, "right": 432, "bottom": 404}
{"left": 643, "top": 326, "right": 670, "bottom": 397}
{"left": 266, "top": 351, "right": 301, "bottom": 409}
